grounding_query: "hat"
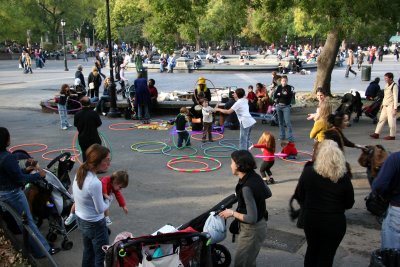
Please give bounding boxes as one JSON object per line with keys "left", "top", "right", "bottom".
{"left": 197, "top": 77, "right": 206, "bottom": 85}
{"left": 74, "top": 78, "right": 81, "bottom": 86}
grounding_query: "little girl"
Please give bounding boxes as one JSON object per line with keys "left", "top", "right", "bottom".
{"left": 250, "top": 131, "right": 276, "bottom": 184}
{"left": 57, "top": 84, "right": 72, "bottom": 130}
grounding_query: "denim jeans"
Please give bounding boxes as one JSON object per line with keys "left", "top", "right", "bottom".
{"left": 95, "top": 96, "right": 110, "bottom": 114}
{"left": 137, "top": 104, "right": 150, "bottom": 120}
{"left": 239, "top": 123, "right": 253, "bottom": 150}
{"left": 177, "top": 131, "right": 190, "bottom": 147}
{"left": 381, "top": 205, "right": 400, "bottom": 249}
{"left": 276, "top": 104, "right": 294, "bottom": 142}
{"left": 57, "top": 104, "right": 69, "bottom": 128}
{"left": 77, "top": 216, "right": 109, "bottom": 267}
{"left": 0, "top": 189, "right": 50, "bottom": 257}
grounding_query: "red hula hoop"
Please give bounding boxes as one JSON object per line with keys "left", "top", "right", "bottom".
{"left": 42, "top": 148, "right": 81, "bottom": 161}
{"left": 9, "top": 143, "right": 48, "bottom": 154}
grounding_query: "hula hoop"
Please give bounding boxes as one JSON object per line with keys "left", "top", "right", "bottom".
{"left": 9, "top": 143, "right": 48, "bottom": 154}
{"left": 131, "top": 141, "right": 169, "bottom": 153}
{"left": 42, "top": 148, "right": 81, "bottom": 161}
{"left": 170, "top": 159, "right": 210, "bottom": 171}
{"left": 99, "top": 131, "right": 113, "bottom": 160}
{"left": 108, "top": 122, "right": 139, "bottom": 131}
{"left": 161, "top": 145, "right": 198, "bottom": 157}
{"left": 44, "top": 98, "right": 82, "bottom": 113}
{"left": 191, "top": 132, "right": 224, "bottom": 141}
{"left": 167, "top": 156, "right": 222, "bottom": 173}
{"left": 72, "top": 131, "right": 113, "bottom": 164}
{"left": 255, "top": 153, "right": 288, "bottom": 158}
{"left": 203, "top": 145, "right": 238, "bottom": 158}
{"left": 279, "top": 151, "right": 313, "bottom": 164}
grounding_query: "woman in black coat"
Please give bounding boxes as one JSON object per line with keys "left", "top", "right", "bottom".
{"left": 87, "top": 66, "right": 102, "bottom": 98}
{"left": 294, "top": 140, "right": 354, "bottom": 267}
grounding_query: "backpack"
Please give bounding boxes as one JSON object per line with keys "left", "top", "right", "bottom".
{"left": 389, "top": 82, "right": 400, "bottom": 103}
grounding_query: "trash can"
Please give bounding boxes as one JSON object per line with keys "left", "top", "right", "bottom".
{"left": 369, "top": 249, "right": 400, "bottom": 267}
{"left": 362, "top": 65, "right": 372, "bottom": 81}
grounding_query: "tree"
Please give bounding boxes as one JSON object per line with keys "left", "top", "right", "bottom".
{"left": 250, "top": 0, "right": 399, "bottom": 94}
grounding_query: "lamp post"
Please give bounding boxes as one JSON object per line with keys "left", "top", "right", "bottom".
{"left": 61, "top": 19, "right": 69, "bottom": 71}
{"left": 86, "top": 25, "right": 90, "bottom": 46}
{"left": 105, "top": 0, "right": 120, "bottom": 117}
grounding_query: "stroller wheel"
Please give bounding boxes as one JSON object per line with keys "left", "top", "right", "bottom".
{"left": 211, "top": 244, "right": 231, "bottom": 267}
{"left": 62, "top": 239, "right": 73, "bottom": 250}
{"left": 46, "top": 232, "right": 57, "bottom": 242}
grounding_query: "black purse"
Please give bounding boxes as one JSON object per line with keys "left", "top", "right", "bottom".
{"left": 365, "top": 192, "right": 389, "bottom": 217}
{"left": 229, "top": 219, "right": 240, "bottom": 243}
{"left": 289, "top": 195, "right": 305, "bottom": 229}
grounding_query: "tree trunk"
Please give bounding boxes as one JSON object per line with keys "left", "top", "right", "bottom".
{"left": 195, "top": 29, "right": 201, "bottom": 52}
{"left": 313, "top": 30, "right": 341, "bottom": 95}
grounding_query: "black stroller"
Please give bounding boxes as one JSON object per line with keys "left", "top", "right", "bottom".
{"left": 335, "top": 91, "right": 363, "bottom": 123}
{"left": 363, "top": 90, "right": 384, "bottom": 124}
{"left": 14, "top": 150, "right": 77, "bottom": 250}
{"left": 123, "top": 83, "right": 137, "bottom": 120}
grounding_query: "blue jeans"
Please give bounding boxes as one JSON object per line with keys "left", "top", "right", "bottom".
{"left": 95, "top": 96, "right": 110, "bottom": 114}
{"left": 276, "top": 104, "right": 294, "bottom": 142}
{"left": 239, "top": 123, "right": 253, "bottom": 150}
{"left": 177, "top": 131, "right": 190, "bottom": 147}
{"left": 57, "top": 104, "right": 69, "bottom": 128}
{"left": 381, "top": 205, "right": 400, "bottom": 249}
{"left": 0, "top": 189, "right": 50, "bottom": 257}
{"left": 137, "top": 104, "right": 150, "bottom": 120}
{"left": 77, "top": 216, "right": 109, "bottom": 267}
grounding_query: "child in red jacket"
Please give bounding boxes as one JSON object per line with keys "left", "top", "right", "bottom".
{"left": 281, "top": 140, "right": 298, "bottom": 159}
{"left": 250, "top": 131, "right": 276, "bottom": 184}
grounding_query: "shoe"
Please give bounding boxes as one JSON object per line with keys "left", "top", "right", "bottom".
{"left": 49, "top": 247, "right": 61, "bottom": 255}
{"left": 62, "top": 126, "right": 68, "bottom": 130}
{"left": 64, "top": 213, "right": 77, "bottom": 225}
{"left": 102, "top": 112, "right": 107, "bottom": 116}
{"left": 268, "top": 178, "right": 275, "bottom": 184}
{"left": 384, "top": 136, "right": 395, "bottom": 140}
{"left": 262, "top": 178, "right": 269, "bottom": 184}
{"left": 67, "top": 124, "right": 73, "bottom": 128}
{"left": 369, "top": 133, "right": 379, "bottom": 139}
{"left": 105, "top": 216, "right": 112, "bottom": 226}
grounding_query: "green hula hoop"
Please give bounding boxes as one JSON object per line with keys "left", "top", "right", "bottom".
{"left": 162, "top": 145, "right": 198, "bottom": 157}
{"left": 131, "top": 141, "right": 169, "bottom": 153}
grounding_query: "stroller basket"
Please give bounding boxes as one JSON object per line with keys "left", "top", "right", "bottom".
{"left": 104, "top": 230, "right": 212, "bottom": 267}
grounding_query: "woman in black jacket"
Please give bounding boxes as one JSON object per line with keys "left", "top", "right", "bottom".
{"left": 87, "top": 66, "right": 102, "bottom": 98}
{"left": 294, "top": 140, "right": 354, "bottom": 267}
{"left": 219, "top": 150, "right": 271, "bottom": 267}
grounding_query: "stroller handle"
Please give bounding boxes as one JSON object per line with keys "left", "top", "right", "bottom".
{"left": 47, "top": 152, "right": 72, "bottom": 169}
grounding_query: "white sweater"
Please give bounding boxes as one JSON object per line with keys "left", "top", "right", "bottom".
{"left": 73, "top": 171, "right": 110, "bottom": 222}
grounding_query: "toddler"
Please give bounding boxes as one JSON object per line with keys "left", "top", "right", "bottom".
{"left": 175, "top": 107, "right": 191, "bottom": 147}
{"left": 250, "top": 131, "right": 276, "bottom": 184}
{"left": 201, "top": 99, "right": 215, "bottom": 142}
{"left": 65, "top": 170, "right": 129, "bottom": 226}
{"left": 280, "top": 140, "right": 298, "bottom": 159}
{"left": 247, "top": 85, "right": 257, "bottom": 112}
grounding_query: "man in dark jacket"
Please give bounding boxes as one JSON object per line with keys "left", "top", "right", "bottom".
{"left": 74, "top": 97, "right": 102, "bottom": 161}
{"left": 273, "top": 75, "right": 295, "bottom": 142}
{"left": 75, "top": 64, "right": 86, "bottom": 89}
{"left": 365, "top": 77, "right": 381, "bottom": 100}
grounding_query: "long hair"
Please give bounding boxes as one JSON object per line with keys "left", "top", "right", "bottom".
{"left": 317, "top": 100, "right": 332, "bottom": 122}
{"left": 92, "top": 66, "right": 99, "bottom": 76}
{"left": 0, "top": 127, "right": 10, "bottom": 150}
{"left": 258, "top": 131, "right": 275, "bottom": 153}
{"left": 60, "top": 84, "right": 69, "bottom": 95}
{"left": 313, "top": 140, "right": 346, "bottom": 183}
{"left": 76, "top": 144, "right": 110, "bottom": 189}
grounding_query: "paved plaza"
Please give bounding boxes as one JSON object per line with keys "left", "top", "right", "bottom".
{"left": 0, "top": 56, "right": 400, "bottom": 266}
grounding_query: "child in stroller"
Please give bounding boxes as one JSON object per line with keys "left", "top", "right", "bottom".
{"left": 15, "top": 150, "right": 77, "bottom": 250}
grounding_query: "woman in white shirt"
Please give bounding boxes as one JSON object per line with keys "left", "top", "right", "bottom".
{"left": 73, "top": 144, "right": 111, "bottom": 267}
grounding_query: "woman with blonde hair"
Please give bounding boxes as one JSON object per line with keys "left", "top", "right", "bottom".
{"left": 73, "top": 144, "right": 111, "bottom": 267}
{"left": 309, "top": 100, "right": 332, "bottom": 142}
{"left": 293, "top": 140, "right": 354, "bottom": 267}
{"left": 88, "top": 66, "right": 102, "bottom": 98}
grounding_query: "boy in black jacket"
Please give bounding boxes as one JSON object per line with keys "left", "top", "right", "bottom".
{"left": 175, "top": 107, "right": 191, "bottom": 147}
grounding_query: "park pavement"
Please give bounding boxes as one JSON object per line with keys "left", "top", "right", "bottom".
{"left": 0, "top": 56, "right": 400, "bottom": 266}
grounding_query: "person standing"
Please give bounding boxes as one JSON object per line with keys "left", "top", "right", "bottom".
{"left": 87, "top": 66, "right": 102, "bottom": 99}
{"left": 74, "top": 97, "right": 102, "bottom": 162}
{"left": 73, "top": 144, "right": 111, "bottom": 267}
{"left": 75, "top": 65, "right": 86, "bottom": 90}
{"left": 215, "top": 88, "right": 256, "bottom": 150}
{"left": 273, "top": 75, "right": 295, "bottom": 142}
{"left": 175, "top": 107, "right": 191, "bottom": 148}
{"left": 24, "top": 51, "right": 33, "bottom": 74}
{"left": 0, "top": 127, "right": 60, "bottom": 258}
{"left": 307, "top": 87, "right": 327, "bottom": 121}
{"left": 167, "top": 54, "right": 176, "bottom": 73}
{"left": 57, "top": 84, "right": 73, "bottom": 130}
{"left": 357, "top": 49, "right": 365, "bottom": 70}
{"left": 294, "top": 140, "right": 354, "bottom": 267}
{"left": 133, "top": 72, "right": 151, "bottom": 123}
{"left": 372, "top": 151, "right": 400, "bottom": 249}
{"left": 147, "top": 79, "right": 158, "bottom": 110}
{"left": 345, "top": 49, "right": 357, "bottom": 78}
{"left": 370, "top": 72, "right": 398, "bottom": 140}
{"left": 201, "top": 99, "right": 215, "bottom": 142}
{"left": 219, "top": 150, "right": 271, "bottom": 267}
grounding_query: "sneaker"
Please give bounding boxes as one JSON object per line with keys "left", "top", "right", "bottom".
{"left": 384, "top": 136, "right": 395, "bottom": 140}
{"left": 62, "top": 126, "right": 68, "bottom": 130}
{"left": 49, "top": 247, "right": 61, "bottom": 255}
{"left": 268, "top": 178, "right": 275, "bottom": 184}
{"left": 105, "top": 216, "right": 112, "bottom": 226}
{"left": 65, "top": 213, "right": 77, "bottom": 225}
{"left": 369, "top": 133, "right": 379, "bottom": 139}
{"left": 67, "top": 124, "right": 73, "bottom": 128}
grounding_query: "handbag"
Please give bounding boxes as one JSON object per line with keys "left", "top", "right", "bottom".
{"left": 365, "top": 192, "right": 389, "bottom": 217}
{"left": 89, "top": 82, "right": 95, "bottom": 90}
{"left": 229, "top": 219, "right": 240, "bottom": 243}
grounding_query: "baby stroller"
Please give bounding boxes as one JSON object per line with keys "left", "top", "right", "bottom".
{"left": 15, "top": 150, "right": 77, "bottom": 250}
{"left": 250, "top": 104, "right": 279, "bottom": 126}
{"left": 335, "top": 91, "right": 362, "bottom": 123}
{"left": 363, "top": 90, "right": 384, "bottom": 124}
{"left": 124, "top": 82, "right": 137, "bottom": 120}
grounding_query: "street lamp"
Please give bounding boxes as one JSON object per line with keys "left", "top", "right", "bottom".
{"left": 105, "top": 0, "right": 120, "bottom": 117}
{"left": 61, "top": 19, "right": 69, "bottom": 71}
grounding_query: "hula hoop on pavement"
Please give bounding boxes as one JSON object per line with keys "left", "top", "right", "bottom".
{"left": 131, "top": 141, "right": 169, "bottom": 153}
{"left": 255, "top": 153, "right": 288, "bottom": 158}
{"left": 42, "top": 148, "right": 81, "bottom": 161}
{"left": 167, "top": 156, "right": 222, "bottom": 173}
{"left": 44, "top": 98, "right": 82, "bottom": 113}
{"left": 170, "top": 159, "right": 210, "bottom": 171}
{"left": 279, "top": 151, "right": 313, "bottom": 164}
{"left": 203, "top": 145, "right": 238, "bottom": 158}
{"left": 162, "top": 145, "right": 198, "bottom": 157}
{"left": 9, "top": 143, "right": 48, "bottom": 154}
{"left": 71, "top": 131, "right": 112, "bottom": 164}
{"left": 191, "top": 132, "right": 224, "bottom": 141}
{"left": 108, "top": 122, "right": 139, "bottom": 131}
